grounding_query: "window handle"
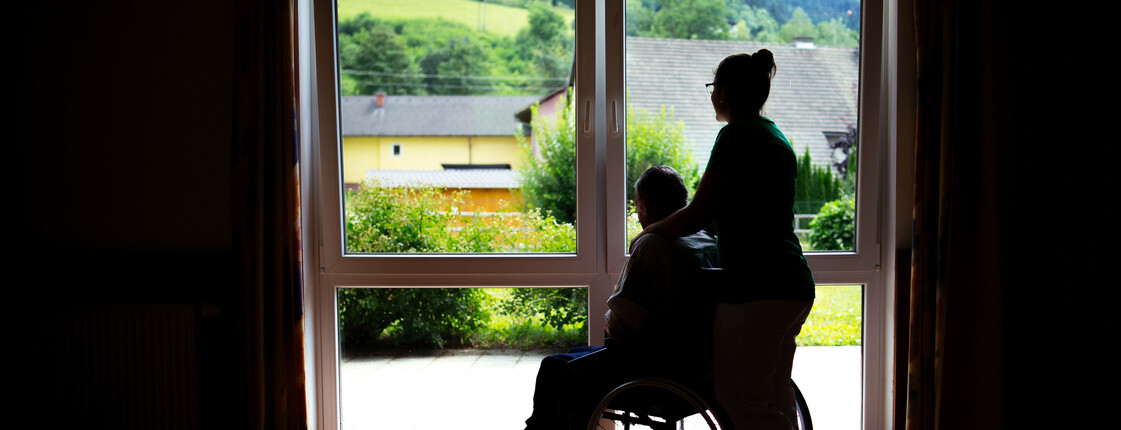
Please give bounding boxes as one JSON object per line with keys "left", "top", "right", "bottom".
{"left": 583, "top": 99, "right": 592, "bottom": 134}
{"left": 610, "top": 99, "right": 619, "bottom": 136}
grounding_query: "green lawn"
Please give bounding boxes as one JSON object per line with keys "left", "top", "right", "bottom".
{"left": 337, "top": 0, "right": 574, "bottom": 38}
{"left": 797, "top": 285, "right": 863, "bottom": 346}
{"left": 471, "top": 285, "right": 863, "bottom": 350}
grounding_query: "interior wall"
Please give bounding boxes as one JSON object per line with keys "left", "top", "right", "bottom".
{"left": 12, "top": 1, "right": 244, "bottom": 427}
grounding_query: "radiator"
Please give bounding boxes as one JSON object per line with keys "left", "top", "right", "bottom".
{"left": 50, "top": 304, "right": 198, "bottom": 429}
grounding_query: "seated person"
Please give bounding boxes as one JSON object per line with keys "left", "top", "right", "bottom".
{"left": 524, "top": 166, "right": 718, "bottom": 430}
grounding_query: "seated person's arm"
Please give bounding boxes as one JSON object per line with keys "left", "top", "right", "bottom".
{"left": 605, "top": 234, "right": 674, "bottom": 344}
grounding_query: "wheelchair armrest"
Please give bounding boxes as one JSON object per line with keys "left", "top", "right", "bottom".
{"left": 564, "top": 346, "right": 610, "bottom": 367}
{"left": 698, "top": 267, "right": 736, "bottom": 302}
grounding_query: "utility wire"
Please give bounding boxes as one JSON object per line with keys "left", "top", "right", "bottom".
{"left": 341, "top": 69, "right": 568, "bottom": 82}
{"left": 348, "top": 78, "right": 558, "bottom": 92}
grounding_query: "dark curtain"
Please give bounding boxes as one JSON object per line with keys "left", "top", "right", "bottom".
{"left": 905, "top": 1, "right": 1087, "bottom": 428}
{"left": 907, "top": 1, "right": 1008, "bottom": 428}
{"left": 232, "top": 0, "right": 307, "bottom": 427}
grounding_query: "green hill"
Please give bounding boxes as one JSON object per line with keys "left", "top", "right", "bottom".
{"left": 337, "top": 0, "right": 573, "bottom": 38}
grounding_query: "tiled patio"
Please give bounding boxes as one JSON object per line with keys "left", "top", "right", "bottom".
{"left": 339, "top": 345, "right": 861, "bottom": 429}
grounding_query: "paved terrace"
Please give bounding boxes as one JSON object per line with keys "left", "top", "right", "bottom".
{"left": 340, "top": 346, "right": 861, "bottom": 430}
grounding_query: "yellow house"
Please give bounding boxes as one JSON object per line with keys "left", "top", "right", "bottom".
{"left": 340, "top": 93, "right": 539, "bottom": 212}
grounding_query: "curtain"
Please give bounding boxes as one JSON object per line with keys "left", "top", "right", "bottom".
{"left": 232, "top": 0, "right": 307, "bottom": 427}
{"left": 907, "top": 1, "right": 1010, "bottom": 429}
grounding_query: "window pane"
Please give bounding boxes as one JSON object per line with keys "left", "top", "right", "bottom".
{"left": 623, "top": 0, "right": 860, "bottom": 252}
{"left": 337, "top": 0, "right": 577, "bottom": 254}
{"left": 794, "top": 284, "right": 863, "bottom": 430}
{"left": 337, "top": 287, "right": 588, "bottom": 429}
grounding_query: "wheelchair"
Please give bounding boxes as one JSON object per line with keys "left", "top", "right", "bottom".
{"left": 584, "top": 376, "right": 812, "bottom": 430}
{"left": 579, "top": 267, "right": 813, "bottom": 430}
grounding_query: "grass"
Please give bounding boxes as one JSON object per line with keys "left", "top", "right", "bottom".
{"left": 468, "top": 285, "right": 862, "bottom": 351}
{"left": 337, "top": 0, "right": 574, "bottom": 38}
{"left": 797, "top": 285, "right": 862, "bottom": 346}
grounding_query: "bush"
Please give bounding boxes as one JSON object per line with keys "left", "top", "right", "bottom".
{"left": 472, "top": 288, "right": 587, "bottom": 351}
{"left": 346, "top": 178, "right": 575, "bottom": 253}
{"left": 500, "top": 287, "right": 587, "bottom": 331}
{"left": 339, "top": 288, "right": 489, "bottom": 351}
{"left": 625, "top": 102, "right": 699, "bottom": 201}
{"left": 808, "top": 197, "right": 855, "bottom": 251}
{"left": 342, "top": 179, "right": 576, "bottom": 351}
{"left": 518, "top": 89, "right": 699, "bottom": 223}
{"left": 517, "top": 92, "right": 579, "bottom": 223}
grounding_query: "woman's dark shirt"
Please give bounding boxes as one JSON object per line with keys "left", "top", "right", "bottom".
{"left": 705, "top": 116, "right": 815, "bottom": 301}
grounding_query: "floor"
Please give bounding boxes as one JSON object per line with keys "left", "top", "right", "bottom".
{"left": 339, "top": 345, "right": 861, "bottom": 430}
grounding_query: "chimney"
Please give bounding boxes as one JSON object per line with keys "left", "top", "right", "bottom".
{"left": 376, "top": 90, "right": 386, "bottom": 107}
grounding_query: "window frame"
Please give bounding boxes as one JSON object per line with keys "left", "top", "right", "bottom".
{"left": 299, "top": 1, "right": 897, "bottom": 429}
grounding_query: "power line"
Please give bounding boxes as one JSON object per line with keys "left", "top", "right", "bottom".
{"left": 349, "top": 78, "right": 558, "bottom": 92}
{"left": 341, "top": 69, "right": 568, "bottom": 82}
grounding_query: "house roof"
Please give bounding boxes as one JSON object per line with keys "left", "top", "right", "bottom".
{"left": 342, "top": 95, "right": 538, "bottom": 137}
{"left": 366, "top": 169, "right": 518, "bottom": 189}
{"left": 625, "top": 37, "right": 859, "bottom": 171}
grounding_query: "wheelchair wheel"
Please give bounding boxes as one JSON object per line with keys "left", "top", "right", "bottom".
{"left": 586, "top": 378, "right": 722, "bottom": 430}
{"left": 791, "top": 380, "right": 813, "bottom": 430}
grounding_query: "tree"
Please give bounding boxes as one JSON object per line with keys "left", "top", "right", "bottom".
{"left": 778, "top": 7, "right": 816, "bottom": 42}
{"left": 625, "top": 0, "right": 656, "bottom": 37}
{"left": 816, "top": 17, "right": 859, "bottom": 47}
{"left": 794, "top": 147, "right": 844, "bottom": 214}
{"left": 626, "top": 102, "right": 699, "bottom": 201}
{"left": 650, "top": 0, "right": 731, "bottom": 40}
{"left": 514, "top": 2, "right": 573, "bottom": 83}
{"left": 730, "top": 5, "right": 782, "bottom": 42}
{"left": 420, "top": 36, "right": 489, "bottom": 95}
{"left": 341, "top": 23, "right": 419, "bottom": 95}
{"left": 518, "top": 92, "right": 578, "bottom": 223}
{"left": 518, "top": 90, "right": 699, "bottom": 223}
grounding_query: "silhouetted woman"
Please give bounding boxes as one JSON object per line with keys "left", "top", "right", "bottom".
{"left": 631, "top": 49, "right": 815, "bottom": 430}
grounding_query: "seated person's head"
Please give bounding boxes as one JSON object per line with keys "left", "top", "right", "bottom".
{"left": 634, "top": 166, "right": 689, "bottom": 228}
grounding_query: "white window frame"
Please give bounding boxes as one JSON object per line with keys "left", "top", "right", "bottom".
{"left": 298, "top": 1, "right": 900, "bottom": 429}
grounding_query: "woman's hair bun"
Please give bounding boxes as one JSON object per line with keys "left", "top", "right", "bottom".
{"left": 752, "top": 49, "right": 776, "bottom": 75}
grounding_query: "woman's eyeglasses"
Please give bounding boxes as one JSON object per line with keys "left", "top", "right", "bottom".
{"left": 705, "top": 82, "right": 717, "bottom": 95}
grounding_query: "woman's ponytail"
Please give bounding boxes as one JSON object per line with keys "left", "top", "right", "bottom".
{"left": 752, "top": 49, "right": 776, "bottom": 79}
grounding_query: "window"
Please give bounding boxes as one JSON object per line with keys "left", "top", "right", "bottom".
{"left": 302, "top": 1, "right": 893, "bottom": 429}
{"left": 391, "top": 142, "right": 401, "bottom": 157}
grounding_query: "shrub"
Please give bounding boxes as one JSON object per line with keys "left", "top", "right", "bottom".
{"left": 341, "top": 179, "right": 576, "bottom": 350}
{"left": 517, "top": 92, "right": 579, "bottom": 223}
{"left": 518, "top": 89, "right": 700, "bottom": 223}
{"left": 339, "top": 288, "right": 489, "bottom": 351}
{"left": 808, "top": 197, "right": 855, "bottom": 251}
{"left": 794, "top": 147, "right": 845, "bottom": 215}
{"left": 500, "top": 287, "right": 587, "bottom": 331}
{"left": 625, "top": 102, "right": 699, "bottom": 201}
{"left": 472, "top": 288, "right": 587, "bottom": 351}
